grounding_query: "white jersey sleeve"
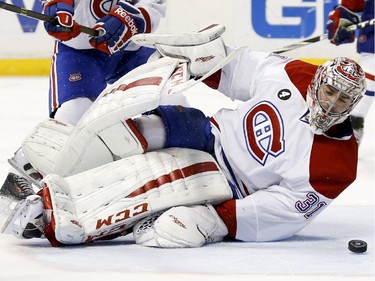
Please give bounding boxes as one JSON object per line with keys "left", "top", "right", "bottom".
{"left": 217, "top": 48, "right": 295, "bottom": 101}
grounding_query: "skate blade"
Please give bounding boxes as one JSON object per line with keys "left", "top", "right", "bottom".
{"left": 8, "top": 157, "right": 41, "bottom": 193}
{"left": 1, "top": 200, "right": 23, "bottom": 234}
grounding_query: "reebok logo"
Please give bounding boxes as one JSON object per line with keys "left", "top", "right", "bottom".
{"left": 114, "top": 7, "right": 139, "bottom": 36}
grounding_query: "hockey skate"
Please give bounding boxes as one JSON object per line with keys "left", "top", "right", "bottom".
{"left": 8, "top": 151, "right": 43, "bottom": 189}
{"left": 0, "top": 148, "right": 43, "bottom": 201}
{"left": 0, "top": 172, "right": 35, "bottom": 201}
{"left": 1, "top": 195, "right": 45, "bottom": 239}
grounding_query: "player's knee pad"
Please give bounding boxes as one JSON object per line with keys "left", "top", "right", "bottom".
{"left": 154, "top": 105, "right": 215, "bottom": 153}
{"left": 23, "top": 57, "right": 180, "bottom": 177}
{"left": 22, "top": 118, "right": 147, "bottom": 177}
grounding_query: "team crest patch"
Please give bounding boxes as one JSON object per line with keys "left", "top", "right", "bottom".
{"left": 244, "top": 101, "right": 285, "bottom": 165}
{"left": 69, "top": 73, "right": 82, "bottom": 82}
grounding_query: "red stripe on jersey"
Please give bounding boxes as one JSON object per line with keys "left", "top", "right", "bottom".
{"left": 284, "top": 60, "right": 318, "bottom": 100}
{"left": 127, "top": 161, "right": 220, "bottom": 197}
{"left": 309, "top": 134, "right": 358, "bottom": 199}
{"left": 203, "top": 69, "right": 222, "bottom": 89}
{"left": 210, "top": 117, "right": 221, "bottom": 131}
{"left": 50, "top": 42, "right": 59, "bottom": 113}
{"left": 138, "top": 7, "right": 151, "bottom": 33}
{"left": 365, "top": 72, "right": 375, "bottom": 81}
{"left": 216, "top": 199, "right": 237, "bottom": 238}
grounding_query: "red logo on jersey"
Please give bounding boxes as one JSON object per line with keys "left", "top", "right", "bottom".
{"left": 244, "top": 101, "right": 285, "bottom": 165}
{"left": 91, "top": 0, "right": 118, "bottom": 20}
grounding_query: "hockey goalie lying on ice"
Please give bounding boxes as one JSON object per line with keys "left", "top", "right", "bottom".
{"left": 1, "top": 24, "right": 366, "bottom": 248}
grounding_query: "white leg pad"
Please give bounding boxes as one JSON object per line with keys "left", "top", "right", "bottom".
{"left": 21, "top": 119, "right": 76, "bottom": 176}
{"left": 41, "top": 148, "right": 232, "bottom": 245}
{"left": 22, "top": 57, "right": 179, "bottom": 177}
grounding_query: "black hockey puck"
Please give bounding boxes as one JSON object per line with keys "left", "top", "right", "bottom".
{"left": 348, "top": 240, "right": 367, "bottom": 253}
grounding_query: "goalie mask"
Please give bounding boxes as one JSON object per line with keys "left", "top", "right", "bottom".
{"left": 306, "top": 57, "right": 366, "bottom": 134}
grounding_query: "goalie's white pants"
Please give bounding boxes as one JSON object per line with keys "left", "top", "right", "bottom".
{"left": 53, "top": 97, "right": 94, "bottom": 126}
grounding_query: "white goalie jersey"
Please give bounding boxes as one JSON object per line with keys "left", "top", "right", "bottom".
{"left": 206, "top": 49, "right": 358, "bottom": 242}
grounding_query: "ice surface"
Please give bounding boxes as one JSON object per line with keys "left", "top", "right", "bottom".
{"left": 0, "top": 77, "right": 373, "bottom": 281}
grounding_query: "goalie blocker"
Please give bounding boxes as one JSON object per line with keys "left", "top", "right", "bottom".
{"left": 3, "top": 148, "right": 232, "bottom": 246}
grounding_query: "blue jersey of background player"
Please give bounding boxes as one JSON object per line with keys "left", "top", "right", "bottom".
{"left": 43, "top": 0, "right": 166, "bottom": 125}
{"left": 327, "top": 0, "right": 374, "bottom": 144}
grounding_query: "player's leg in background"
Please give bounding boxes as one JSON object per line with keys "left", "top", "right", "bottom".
{"left": 350, "top": 52, "right": 374, "bottom": 144}
{"left": 350, "top": 3, "right": 374, "bottom": 144}
{"left": 48, "top": 42, "right": 108, "bottom": 124}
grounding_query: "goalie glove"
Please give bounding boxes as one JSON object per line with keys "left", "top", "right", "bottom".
{"left": 42, "top": 0, "right": 81, "bottom": 41}
{"left": 133, "top": 204, "right": 228, "bottom": 248}
{"left": 132, "top": 24, "right": 227, "bottom": 77}
{"left": 89, "top": 0, "right": 149, "bottom": 54}
{"left": 326, "top": 5, "right": 360, "bottom": 45}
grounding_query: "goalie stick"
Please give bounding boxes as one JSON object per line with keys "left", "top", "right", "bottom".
{"left": 0, "top": 1, "right": 99, "bottom": 37}
{"left": 273, "top": 18, "right": 375, "bottom": 54}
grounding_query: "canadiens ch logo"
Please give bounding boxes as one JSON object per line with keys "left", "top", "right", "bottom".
{"left": 244, "top": 101, "right": 285, "bottom": 165}
{"left": 90, "top": 0, "right": 118, "bottom": 19}
{"left": 69, "top": 73, "right": 82, "bottom": 82}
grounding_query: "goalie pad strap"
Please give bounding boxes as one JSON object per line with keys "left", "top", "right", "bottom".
{"left": 41, "top": 148, "right": 233, "bottom": 245}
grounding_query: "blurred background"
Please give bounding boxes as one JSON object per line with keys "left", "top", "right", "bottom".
{"left": 0, "top": 0, "right": 359, "bottom": 75}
